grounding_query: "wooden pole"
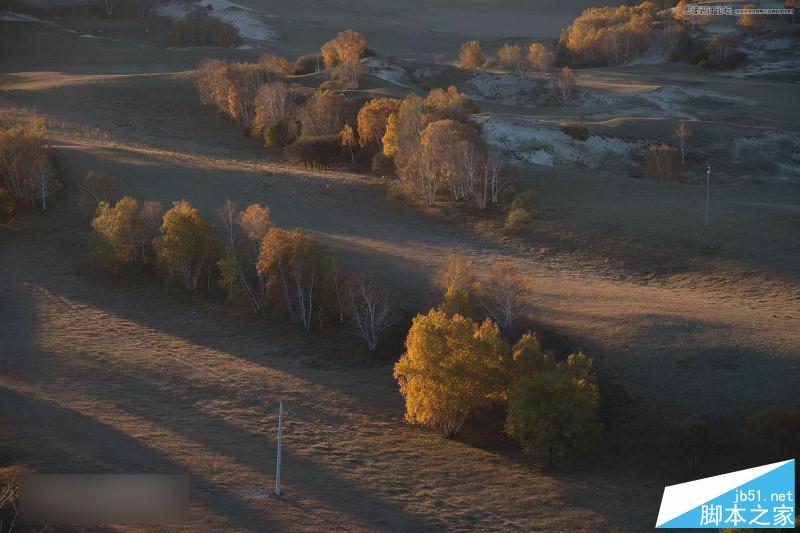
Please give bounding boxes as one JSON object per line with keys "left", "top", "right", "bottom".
{"left": 275, "top": 400, "right": 283, "bottom": 496}
{"left": 705, "top": 163, "right": 711, "bottom": 228}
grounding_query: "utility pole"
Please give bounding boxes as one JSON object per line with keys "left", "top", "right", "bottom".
{"left": 705, "top": 163, "right": 711, "bottom": 228}
{"left": 275, "top": 400, "right": 283, "bottom": 496}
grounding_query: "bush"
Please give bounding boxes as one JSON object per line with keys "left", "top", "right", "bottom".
{"left": 166, "top": 10, "right": 241, "bottom": 48}
{"left": 505, "top": 207, "right": 533, "bottom": 230}
{"left": 746, "top": 409, "right": 800, "bottom": 464}
{"left": 263, "top": 119, "right": 293, "bottom": 148}
{"left": 293, "top": 54, "right": 322, "bottom": 75}
{"left": 505, "top": 371, "right": 602, "bottom": 464}
{"left": 510, "top": 189, "right": 539, "bottom": 211}
{"left": 371, "top": 153, "right": 395, "bottom": 177}
{"left": 560, "top": 122, "right": 589, "bottom": 141}
{"left": 0, "top": 187, "right": 13, "bottom": 222}
{"left": 284, "top": 135, "right": 342, "bottom": 169}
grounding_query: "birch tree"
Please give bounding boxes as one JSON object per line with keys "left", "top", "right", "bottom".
{"left": 349, "top": 273, "right": 394, "bottom": 351}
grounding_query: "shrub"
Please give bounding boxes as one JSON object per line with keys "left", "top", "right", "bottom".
{"left": 284, "top": 135, "right": 342, "bottom": 169}
{"left": 293, "top": 54, "right": 322, "bottom": 75}
{"left": 505, "top": 207, "right": 533, "bottom": 230}
{"left": 167, "top": 10, "right": 241, "bottom": 48}
{"left": 505, "top": 371, "right": 602, "bottom": 464}
{"left": 393, "top": 309, "right": 511, "bottom": 436}
{"left": 0, "top": 187, "right": 13, "bottom": 222}
{"left": 560, "top": 122, "right": 589, "bottom": 141}
{"left": 510, "top": 189, "right": 539, "bottom": 211}
{"left": 371, "top": 153, "right": 395, "bottom": 177}
{"left": 745, "top": 409, "right": 800, "bottom": 464}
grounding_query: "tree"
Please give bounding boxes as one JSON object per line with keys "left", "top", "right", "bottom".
{"left": 393, "top": 310, "right": 510, "bottom": 436}
{"left": 78, "top": 170, "right": 119, "bottom": 218}
{"left": 334, "top": 56, "right": 363, "bottom": 89}
{"left": 252, "top": 82, "right": 301, "bottom": 140}
{"left": 673, "top": 120, "right": 691, "bottom": 165}
{"left": 357, "top": 98, "right": 401, "bottom": 150}
{"left": 419, "top": 119, "right": 479, "bottom": 204}
{"left": 340, "top": 124, "right": 357, "bottom": 167}
{"left": 737, "top": 4, "right": 763, "bottom": 42}
{"left": 512, "top": 332, "right": 556, "bottom": 382}
{"left": 217, "top": 200, "right": 271, "bottom": 313}
{"left": 0, "top": 118, "right": 49, "bottom": 207}
{"left": 550, "top": 67, "right": 577, "bottom": 106}
{"left": 257, "top": 228, "right": 326, "bottom": 335}
{"left": 498, "top": 43, "right": 526, "bottom": 76}
{"left": 90, "top": 196, "right": 139, "bottom": 274}
{"left": 528, "top": 43, "right": 554, "bottom": 73}
{"left": 298, "top": 90, "right": 349, "bottom": 137}
{"left": 349, "top": 273, "right": 395, "bottom": 351}
{"left": 433, "top": 255, "right": 476, "bottom": 296}
{"left": 133, "top": 200, "right": 163, "bottom": 264}
{"left": 154, "top": 200, "right": 222, "bottom": 292}
{"left": 457, "top": 41, "right": 485, "bottom": 75}
{"left": 645, "top": 144, "right": 683, "bottom": 182}
{"left": 505, "top": 371, "right": 602, "bottom": 465}
{"left": 321, "top": 29, "right": 367, "bottom": 69}
{"left": 479, "top": 261, "right": 529, "bottom": 336}
{"left": 0, "top": 188, "right": 12, "bottom": 222}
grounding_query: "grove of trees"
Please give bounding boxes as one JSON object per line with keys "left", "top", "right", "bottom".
{"left": 394, "top": 256, "right": 602, "bottom": 462}
{"left": 0, "top": 118, "right": 54, "bottom": 211}
{"left": 86, "top": 182, "right": 394, "bottom": 348}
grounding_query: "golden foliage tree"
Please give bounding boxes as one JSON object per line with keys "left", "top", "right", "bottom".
{"left": 321, "top": 29, "right": 367, "bottom": 69}
{"left": 0, "top": 118, "right": 50, "bottom": 207}
{"left": 90, "top": 196, "right": 139, "bottom": 273}
{"left": 257, "top": 227, "right": 327, "bottom": 335}
{"left": 393, "top": 309, "right": 511, "bottom": 436}
{"left": 298, "top": 90, "right": 349, "bottom": 137}
{"left": 528, "top": 43, "right": 554, "bottom": 73}
{"left": 458, "top": 40, "right": 485, "bottom": 74}
{"left": 357, "top": 98, "right": 401, "bottom": 150}
{"left": 498, "top": 43, "right": 526, "bottom": 75}
{"left": 154, "top": 200, "right": 221, "bottom": 292}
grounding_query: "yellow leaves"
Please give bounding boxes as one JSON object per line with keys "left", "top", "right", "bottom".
{"left": 238, "top": 203, "right": 271, "bottom": 243}
{"left": 393, "top": 309, "right": 510, "bottom": 435}
{"left": 320, "top": 29, "right": 367, "bottom": 69}
{"left": 91, "top": 196, "right": 138, "bottom": 264}
{"left": 357, "top": 98, "right": 401, "bottom": 148}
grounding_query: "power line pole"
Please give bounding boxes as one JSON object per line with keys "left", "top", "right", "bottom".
{"left": 705, "top": 163, "right": 711, "bottom": 228}
{"left": 275, "top": 400, "right": 283, "bottom": 496}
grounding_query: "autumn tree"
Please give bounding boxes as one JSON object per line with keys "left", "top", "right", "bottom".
{"left": 498, "top": 43, "right": 526, "bottom": 76}
{"left": 457, "top": 40, "right": 485, "bottom": 74}
{"left": 90, "top": 196, "right": 139, "bottom": 273}
{"left": 340, "top": 124, "right": 357, "bottom": 167}
{"left": 217, "top": 200, "right": 272, "bottom": 313}
{"left": 321, "top": 29, "right": 367, "bottom": 69}
{"left": 393, "top": 309, "right": 510, "bottom": 436}
{"left": 505, "top": 370, "right": 602, "bottom": 464}
{"left": 154, "top": 200, "right": 222, "bottom": 292}
{"left": 673, "top": 120, "right": 691, "bottom": 165}
{"left": 550, "top": 67, "right": 577, "bottom": 106}
{"left": 257, "top": 228, "right": 327, "bottom": 335}
{"left": 298, "top": 90, "right": 349, "bottom": 137}
{"left": 479, "top": 261, "right": 529, "bottom": 336}
{"left": 334, "top": 56, "right": 363, "bottom": 89}
{"left": 133, "top": 200, "right": 163, "bottom": 264}
{"left": 349, "top": 273, "right": 395, "bottom": 351}
{"left": 645, "top": 144, "right": 683, "bottom": 181}
{"left": 528, "top": 43, "right": 554, "bottom": 73}
{"left": 419, "top": 119, "right": 480, "bottom": 204}
{"left": 511, "top": 332, "right": 556, "bottom": 383}
{"left": 433, "top": 255, "right": 476, "bottom": 316}
{"left": 79, "top": 170, "right": 120, "bottom": 218}
{"left": 424, "top": 85, "right": 479, "bottom": 121}
{"left": 737, "top": 4, "right": 764, "bottom": 42}
{"left": 0, "top": 118, "right": 50, "bottom": 207}
{"left": 252, "top": 82, "right": 301, "bottom": 142}
{"left": 357, "top": 98, "right": 401, "bottom": 150}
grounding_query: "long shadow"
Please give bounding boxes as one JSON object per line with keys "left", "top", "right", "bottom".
{"left": 0, "top": 385, "right": 284, "bottom": 531}
{"left": 4, "top": 357, "right": 447, "bottom": 532}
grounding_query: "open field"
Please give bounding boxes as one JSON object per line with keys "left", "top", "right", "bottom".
{"left": 1, "top": 10, "right": 799, "bottom": 532}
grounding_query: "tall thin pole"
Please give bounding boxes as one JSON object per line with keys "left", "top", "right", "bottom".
{"left": 705, "top": 163, "right": 711, "bottom": 228}
{"left": 275, "top": 400, "right": 283, "bottom": 496}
